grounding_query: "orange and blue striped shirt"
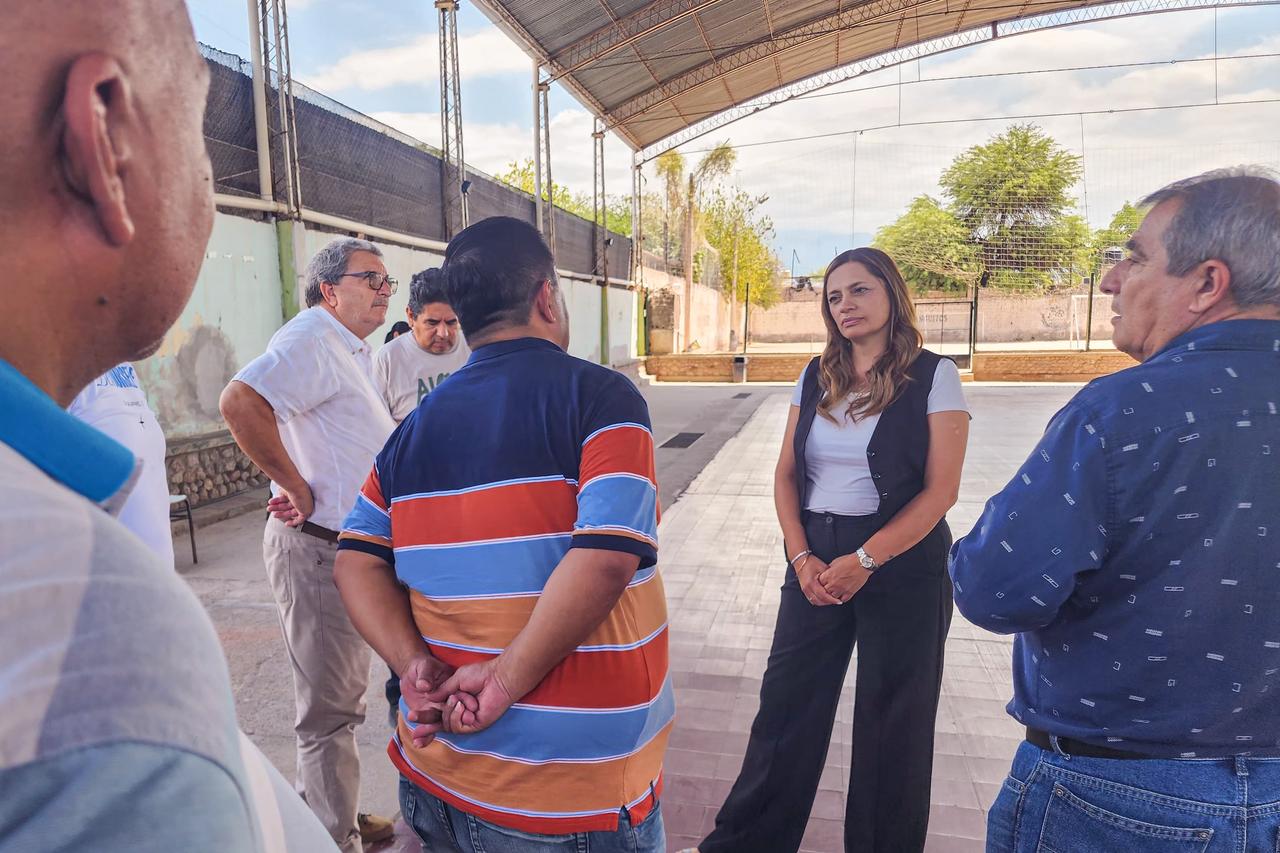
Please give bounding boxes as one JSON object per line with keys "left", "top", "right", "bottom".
{"left": 338, "top": 337, "right": 671, "bottom": 834}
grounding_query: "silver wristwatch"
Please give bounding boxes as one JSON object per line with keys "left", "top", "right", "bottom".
{"left": 855, "top": 547, "right": 878, "bottom": 572}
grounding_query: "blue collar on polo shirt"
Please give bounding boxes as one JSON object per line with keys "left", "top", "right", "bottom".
{"left": 0, "top": 358, "right": 139, "bottom": 512}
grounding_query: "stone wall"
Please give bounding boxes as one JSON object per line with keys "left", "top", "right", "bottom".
{"left": 166, "top": 430, "right": 268, "bottom": 507}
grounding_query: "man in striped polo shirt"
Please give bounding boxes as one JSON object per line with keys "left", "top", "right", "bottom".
{"left": 335, "top": 217, "right": 671, "bottom": 852}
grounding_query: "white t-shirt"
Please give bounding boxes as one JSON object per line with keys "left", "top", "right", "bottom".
{"left": 68, "top": 364, "right": 174, "bottom": 568}
{"left": 234, "top": 307, "right": 396, "bottom": 530}
{"left": 791, "top": 358, "right": 968, "bottom": 515}
{"left": 371, "top": 332, "right": 471, "bottom": 423}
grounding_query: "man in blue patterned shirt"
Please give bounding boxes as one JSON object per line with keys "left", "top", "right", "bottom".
{"left": 951, "top": 168, "right": 1280, "bottom": 852}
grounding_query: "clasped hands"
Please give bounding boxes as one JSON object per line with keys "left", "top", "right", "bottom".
{"left": 398, "top": 655, "right": 518, "bottom": 749}
{"left": 796, "top": 552, "right": 873, "bottom": 607}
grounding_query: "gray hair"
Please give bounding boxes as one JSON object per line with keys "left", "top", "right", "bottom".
{"left": 1140, "top": 166, "right": 1280, "bottom": 308}
{"left": 303, "top": 237, "right": 382, "bottom": 307}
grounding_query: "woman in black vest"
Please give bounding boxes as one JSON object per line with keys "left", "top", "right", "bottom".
{"left": 697, "top": 248, "right": 970, "bottom": 853}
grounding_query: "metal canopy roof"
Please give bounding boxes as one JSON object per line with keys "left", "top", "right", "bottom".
{"left": 471, "top": 0, "right": 1239, "bottom": 158}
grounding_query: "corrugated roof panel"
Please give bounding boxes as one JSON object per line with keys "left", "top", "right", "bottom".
{"left": 472, "top": 0, "right": 1138, "bottom": 150}
{"left": 697, "top": 0, "right": 774, "bottom": 55}
{"left": 721, "top": 58, "right": 783, "bottom": 97}
{"left": 773, "top": 32, "right": 842, "bottom": 83}
{"left": 768, "top": 0, "right": 843, "bottom": 33}
{"left": 632, "top": 17, "right": 716, "bottom": 80}
{"left": 574, "top": 46, "right": 660, "bottom": 107}
{"left": 513, "top": 0, "right": 617, "bottom": 55}
{"left": 623, "top": 101, "right": 688, "bottom": 147}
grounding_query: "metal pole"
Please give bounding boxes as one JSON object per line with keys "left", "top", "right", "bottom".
{"left": 539, "top": 82, "right": 555, "bottom": 250}
{"left": 437, "top": 0, "right": 466, "bottom": 235}
{"left": 533, "top": 61, "right": 543, "bottom": 232}
{"left": 1084, "top": 273, "right": 1096, "bottom": 351}
{"left": 269, "top": 1, "right": 297, "bottom": 212}
{"left": 731, "top": 225, "right": 740, "bottom": 353}
{"left": 742, "top": 274, "right": 750, "bottom": 355}
{"left": 630, "top": 157, "right": 642, "bottom": 287}
{"left": 246, "top": 0, "right": 273, "bottom": 202}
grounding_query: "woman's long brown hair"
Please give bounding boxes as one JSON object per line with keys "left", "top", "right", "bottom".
{"left": 816, "top": 247, "right": 923, "bottom": 424}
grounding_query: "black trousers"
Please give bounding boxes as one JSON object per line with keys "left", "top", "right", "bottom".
{"left": 700, "top": 511, "right": 954, "bottom": 853}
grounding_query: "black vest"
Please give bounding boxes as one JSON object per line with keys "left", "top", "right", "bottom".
{"left": 793, "top": 349, "right": 943, "bottom": 520}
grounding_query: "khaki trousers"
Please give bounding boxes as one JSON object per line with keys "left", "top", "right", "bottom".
{"left": 263, "top": 517, "right": 370, "bottom": 853}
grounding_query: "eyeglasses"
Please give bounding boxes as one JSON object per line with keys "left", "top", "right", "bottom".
{"left": 337, "top": 271, "right": 399, "bottom": 295}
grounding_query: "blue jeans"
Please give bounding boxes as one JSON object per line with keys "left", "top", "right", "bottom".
{"left": 987, "top": 740, "right": 1280, "bottom": 852}
{"left": 399, "top": 777, "right": 665, "bottom": 853}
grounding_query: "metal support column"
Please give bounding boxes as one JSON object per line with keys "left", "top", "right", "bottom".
{"left": 246, "top": 0, "right": 273, "bottom": 202}
{"left": 257, "top": 0, "right": 302, "bottom": 215}
{"left": 437, "top": 0, "right": 467, "bottom": 236}
{"left": 630, "top": 155, "right": 643, "bottom": 286}
{"left": 631, "top": 155, "right": 644, "bottom": 357}
{"left": 536, "top": 78, "right": 555, "bottom": 251}
{"left": 593, "top": 122, "right": 609, "bottom": 366}
{"left": 533, "top": 61, "right": 544, "bottom": 233}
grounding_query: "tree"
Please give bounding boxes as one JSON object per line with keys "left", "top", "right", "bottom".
{"left": 674, "top": 142, "right": 736, "bottom": 288}
{"left": 1090, "top": 201, "right": 1143, "bottom": 273}
{"left": 701, "top": 188, "right": 780, "bottom": 308}
{"left": 873, "top": 195, "right": 979, "bottom": 293}
{"left": 654, "top": 151, "right": 685, "bottom": 271}
{"left": 940, "top": 124, "right": 1086, "bottom": 290}
{"left": 495, "top": 159, "right": 631, "bottom": 237}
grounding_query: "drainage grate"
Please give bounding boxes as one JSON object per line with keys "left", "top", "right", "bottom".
{"left": 732, "top": 392, "right": 752, "bottom": 399}
{"left": 661, "top": 432, "right": 704, "bottom": 449}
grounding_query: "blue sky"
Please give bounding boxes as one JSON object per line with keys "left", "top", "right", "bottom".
{"left": 189, "top": 1, "right": 1280, "bottom": 274}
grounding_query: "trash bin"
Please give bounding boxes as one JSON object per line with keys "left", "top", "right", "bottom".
{"left": 732, "top": 354, "right": 748, "bottom": 383}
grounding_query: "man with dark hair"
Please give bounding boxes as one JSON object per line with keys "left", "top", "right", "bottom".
{"left": 335, "top": 216, "right": 671, "bottom": 852}
{"left": 220, "top": 236, "right": 399, "bottom": 852}
{"left": 0, "top": 1, "right": 336, "bottom": 849}
{"left": 952, "top": 168, "right": 1280, "bottom": 850}
{"left": 372, "top": 267, "right": 469, "bottom": 424}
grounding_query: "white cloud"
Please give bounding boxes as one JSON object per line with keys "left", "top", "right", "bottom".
{"left": 302, "top": 6, "right": 1280, "bottom": 264}
{"left": 304, "top": 29, "right": 532, "bottom": 92}
{"left": 652, "top": 12, "right": 1280, "bottom": 247}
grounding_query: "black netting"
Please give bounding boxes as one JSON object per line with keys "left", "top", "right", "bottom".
{"left": 201, "top": 43, "right": 632, "bottom": 275}
{"left": 203, "top": 47, "right": 260, "bottom": 199}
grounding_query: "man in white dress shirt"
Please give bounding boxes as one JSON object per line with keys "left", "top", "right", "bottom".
{"left": 68, "top": 363, "right": 174, "bottom": 567}
{"left": 372, "top": 267, "right": 470, "bottom": 424}
{"left": 220, "top": 237, "right": 398, "bottom": 852}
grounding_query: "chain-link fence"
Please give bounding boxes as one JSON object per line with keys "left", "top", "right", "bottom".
{"left": 741, "top": 127, "right": 1280, "bottom": 353}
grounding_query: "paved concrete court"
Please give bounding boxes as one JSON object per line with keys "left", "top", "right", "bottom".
{"left": 180, "top": 382, "right": 1078, "bottom": 852}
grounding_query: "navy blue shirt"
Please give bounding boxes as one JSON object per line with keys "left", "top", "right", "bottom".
{"left": 951, "top": 320, "right": 1280, "bottom": 757}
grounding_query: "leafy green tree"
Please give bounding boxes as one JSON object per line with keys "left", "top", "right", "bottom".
{"left": 1089, "top": 201, "right": 1143, "bottom": 273}
{"left": 701, "top": 188, "right": 780, "bottom": 308}
{"left": 873, "top": 196, "right": 979, "bottom": 292}
{"left": 495, "top": 159, "right": 631, "bottom": 236}
{"left": 940, "top": 124, "right": 1086, "bottom": 290}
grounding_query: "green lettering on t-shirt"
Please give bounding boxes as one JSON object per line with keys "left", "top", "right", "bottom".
{"left": 417, "top": 372, "right": 453, "bottom": 404}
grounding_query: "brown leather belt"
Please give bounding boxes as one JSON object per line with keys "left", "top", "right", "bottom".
{"left": 299, "top": 521, "right": 339, "bottom": 544}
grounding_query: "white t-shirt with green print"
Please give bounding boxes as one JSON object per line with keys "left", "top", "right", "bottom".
{"left": 371, "top": 332, "right": 471, "bottom": 423}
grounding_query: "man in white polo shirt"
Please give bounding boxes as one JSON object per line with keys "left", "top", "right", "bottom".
{"left": 220, "top": 237, "right": 398, "bottom": 853}
{"left": 372, "top": 266, "right": 470, "bottom": 423}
